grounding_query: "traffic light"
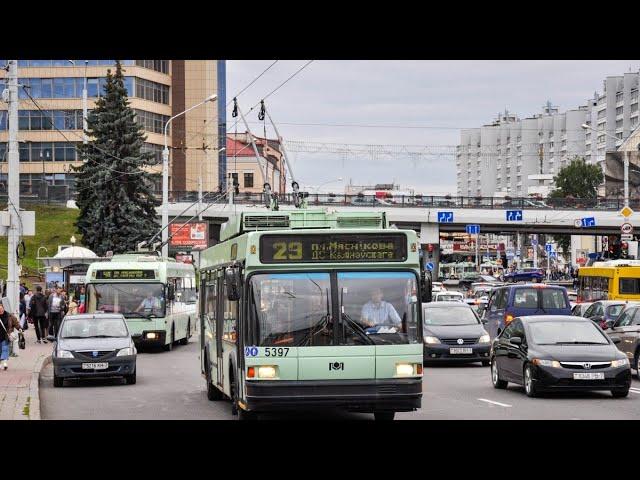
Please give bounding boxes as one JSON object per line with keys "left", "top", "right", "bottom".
{"left": 621, "top": 241, "right": 629, "bottom": 259}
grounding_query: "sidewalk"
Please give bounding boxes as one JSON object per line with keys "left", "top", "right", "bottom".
{"left": 0, "top": 327, "right": 51, "bottom": 420}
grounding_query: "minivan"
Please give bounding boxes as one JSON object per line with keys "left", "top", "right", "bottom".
{"left": 483, "top": 284, "right": 572, "bottom": 338}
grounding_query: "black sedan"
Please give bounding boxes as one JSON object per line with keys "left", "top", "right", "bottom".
{"left": 490, "top": 315, "right": 631, "bottom": 397}
{"left": 422, "top": 301, "right": 492, "bottom": 365}
{"left": 52, "top": 313, "right": 137, "bottom": 387}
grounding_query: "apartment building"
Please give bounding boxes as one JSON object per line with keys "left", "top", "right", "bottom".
{"left": 457, "top": 70, "right": 640, "bottom": 197}
{"left": 0, "top": 60, "right": 226, "bottom": 199}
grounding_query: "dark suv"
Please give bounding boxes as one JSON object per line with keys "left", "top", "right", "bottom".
{"left": 483, "top": 284, "right": 572, "bottom": 339}
{"left": 606, "top": 303, "right": 640, "bottom": 379}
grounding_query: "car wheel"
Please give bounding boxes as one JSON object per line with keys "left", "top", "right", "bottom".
{"left": 612, "top": 388, "right": 630, "bottom": 398}
{"left": 53, "top": 374, "right": 63, "bottom": 388}
{"left": 374, "top": 411, "right": 396, "bottom": 421}
{"left": 524, "top": 364, "right": 538, "bottom": 398}
{"left": 491, "top": 358, "right": 507, "bottom": 389}
{"left": 163, "top": 326, "right": 174, "bottom": 351}
{"left": 179, "top": 321, "right": 190, "bottom": 345}
{"left": 125, "top": 371, "right": 136, "bottom": 385}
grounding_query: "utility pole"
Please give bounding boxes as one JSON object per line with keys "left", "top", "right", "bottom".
{"left": 6, "top": 60, "right": 20, "bottom": 316}
{"left": 199, "top": 136, "right": 205, "bottom": 221}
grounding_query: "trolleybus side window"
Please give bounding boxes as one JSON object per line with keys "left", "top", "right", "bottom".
{"left": 205, "top": 273, "right": 217, "bottom": 334}
{"left": 619, "top": 278, "right": 640, "bottom": 295}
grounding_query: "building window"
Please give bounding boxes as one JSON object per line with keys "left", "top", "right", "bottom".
{"left": 4, "top": 141, "right": 79, "bottom": 162}
{"left": 616, "top": 106, "right": 623, "bottom": 116}
{"left": 632, "top": 104, "right": 639, "bottom": 113}
{"left": 134, "top": 109, "right": 171, "bottom": 134}
{"left": 141, "top": 143, "right": 164, "bottom": 165}
{"left": 17, "top": 77, "right": 134, "bottom": 99}
{"left": 134, "top": 78, "right": 170, "bottom": 105}
{"left": 616, "top": 92, "right": 623, "bottom": 102}
{"left": 597, "top": 109, "right": 606, "bottom": 119}
{"left": 135, "top": 60, "right": 169, "bottom": 74}
{"left": 616, "top": 119, "right": 623, "bottom": 129}
{"left": 243, "top": 172, "right": 254, "bottom": 188}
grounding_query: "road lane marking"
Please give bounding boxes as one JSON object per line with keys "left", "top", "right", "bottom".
{"left": 629, "top": 388, "right": 640, "bottom": 394}
{"left": 478, "top": 398, "right": 512, "bottom": 407}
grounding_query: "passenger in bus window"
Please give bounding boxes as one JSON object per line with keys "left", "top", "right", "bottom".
{"left": 361, "top": 288, "right": 401, "bottom": 327}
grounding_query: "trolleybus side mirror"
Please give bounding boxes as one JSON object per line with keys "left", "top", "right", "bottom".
{"left": 166, "top": 283, "right": 175, "bottom": 301}
{"left": 225, "top": 267, "right": 241, "bottom": 301}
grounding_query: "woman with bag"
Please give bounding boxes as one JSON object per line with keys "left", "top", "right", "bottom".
{"left": 9, "top": 312, "right": 22, "bottom": 358}
{"left": 0, "top": 303, "right": 16, "bottom": 370}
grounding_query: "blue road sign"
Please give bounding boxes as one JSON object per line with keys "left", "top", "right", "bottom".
{"left": 438, "top": 211, "right": 454, "bottom": 223}
{"left": 531, "top": 238, "right": 538, "bottom": 246}
{"left": 549, "top": 252, "right": 557, "bottom": 258}
{"left": 465, "top": 224, "right": 480, "bottom": 235}
{"left": 581, "top": 217, "right": 596, "bottom": 227}
{"left": 545, "top": 243, "right": 553, "bottom": 253}
{"left": 506, "top": 210, "right": 523, "bottom": 221}
{"left": 426, "top": 262, "right": 434, "bottom": 271}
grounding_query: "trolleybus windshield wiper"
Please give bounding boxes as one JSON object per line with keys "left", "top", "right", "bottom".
{"left": 341, "top": 312, "right": 377, "bottom": 345}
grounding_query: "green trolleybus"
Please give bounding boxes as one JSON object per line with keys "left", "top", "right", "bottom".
{"left": 85, "top": 253, "right": 197, "bottom": 351}
{"left": 199, "top": 210, "right": 431, "bottom": 420}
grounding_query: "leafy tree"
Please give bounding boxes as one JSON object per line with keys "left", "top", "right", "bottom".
{"left": 548, "top": 156, "right": 603, "bottom": 199}
{"left": 73, "top": 61, "right": 160, "bottom": 256}
{"left": 549, "top": 157, "right": 603, "bottom": 258}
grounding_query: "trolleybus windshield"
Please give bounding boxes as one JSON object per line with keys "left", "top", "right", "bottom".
{"left": 249, "top": 271, "right": 419, "bottom": 346}
{"left": 86, "top": 283, "right": 165, "bottom": 318}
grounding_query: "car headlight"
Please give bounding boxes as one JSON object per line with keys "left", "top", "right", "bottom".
{"left": 611, "top": 358, "right": 629, "bottom": 368}
{"left": 478, "top": 334, "right": 491, "bottom": 344}
{"left": 56, "top": 349, "right": 74, "bottom": 359}
{"left": 424, "top": 335, "right": 440, "bottom": 344}
{"left": 532, "top": 358, "right": 561, "bottom": 368}
{"left": 117, "top": 347, "right": 135, "bottom": 357}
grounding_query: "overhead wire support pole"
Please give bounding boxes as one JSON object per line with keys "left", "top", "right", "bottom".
{"left": 233, "top": 98, "right": 272, "bottom": 209}
{"left": 261, "top": 100, "right": 304, "bottom": 208}
{"left": 5, "top": 60, "right": 19, "bottom": 316}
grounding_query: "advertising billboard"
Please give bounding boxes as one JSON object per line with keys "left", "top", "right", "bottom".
{"left": 168, "top": 222, "right": 209, "bottom": 251}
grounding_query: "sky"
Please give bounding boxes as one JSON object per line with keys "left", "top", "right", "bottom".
{"left": 226, "top": 60, "right": 640, "bottom": 194}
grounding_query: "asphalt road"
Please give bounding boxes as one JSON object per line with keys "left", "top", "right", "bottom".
{"left": 40, "top": 341, "right": 640, "bottom": 420}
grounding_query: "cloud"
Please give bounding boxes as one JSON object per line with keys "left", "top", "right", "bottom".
{"left": 225, "top": 60, "right": 640, "bottom": 192}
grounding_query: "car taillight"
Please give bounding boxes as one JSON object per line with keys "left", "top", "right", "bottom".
{"left": 504, "top": 313, "right": 514, "bottom": 324}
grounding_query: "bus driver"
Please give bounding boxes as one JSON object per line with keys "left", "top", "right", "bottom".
{"left": 136, "top": 291, "right": 161, "bottom": 315}
{"left": 360, "top": 287, "right": 401, "bottom": 327}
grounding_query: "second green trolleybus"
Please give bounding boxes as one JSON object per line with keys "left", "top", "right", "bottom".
{"left": 199, "top": 209, "right": 431, "bottom": 420}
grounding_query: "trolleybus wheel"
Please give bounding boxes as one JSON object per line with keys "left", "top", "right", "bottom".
{"left": 163, "top": 325, "right": 174, "bottom": 352}
{"left": 373, "top": 411, "right": 395, "bottom": 421}
{"left": 180, "top": 321, "right": 190, "bottom": 345}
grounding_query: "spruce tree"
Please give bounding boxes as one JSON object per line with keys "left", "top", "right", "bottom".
{"left": 74, "top": 61, "right": 160, "bottom": 256}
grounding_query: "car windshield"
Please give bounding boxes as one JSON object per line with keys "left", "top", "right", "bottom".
{"left": 607, "top": 304, "right": 625, "bottom": 318}
{"left": 423, "top": 307, "right": 479, "bottom": 327}
{"left": 86, "top": 283, "right": 165, "bottom": 318}
{"left": 528, "top": 321, "right": 609, "bottom": 345}
{"left": 60, "top": 317, "right": 128, "bottom": 339}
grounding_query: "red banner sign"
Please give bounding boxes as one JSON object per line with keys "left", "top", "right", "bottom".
{"left": 169, "top": 223, "right": 208, "bottom": 250}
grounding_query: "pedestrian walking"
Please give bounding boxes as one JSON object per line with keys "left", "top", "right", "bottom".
{"left": 24, "top": 289, "right": 32, "bottom": 325}
{"left": 8, "top": 312, "right": 22, "bottom": 358}
{"left": 48, "top": 288, "right": 66, "bottom": 338}
{"left": 67, "top": 296, "right": 79, "bottom": 316}
{"left": 29, "top": 286, "right": 49, "bottom": 344}
{"left": 18, "top": 292, "right": 27, "bottom": 331}
{"left": 0, "top": 303, "right": 16, "bottom": 370}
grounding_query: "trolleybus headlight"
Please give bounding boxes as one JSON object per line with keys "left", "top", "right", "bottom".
{"left": 395, "top": 363, "right": 415, "bottom": 377}
{"left": 258, "top": 366, "right": 277, "bottom": 378}
{"left": 424, "top": 336, "right": 440, "bottom": 344}
{"left": 146, "top": 332, "right": 157, "bottom": 339}
{"left": 611, "top": 358, "right": 629, "bottom": 368}
{"left": 56, "top": 349, "right": 74, "bottom": 359}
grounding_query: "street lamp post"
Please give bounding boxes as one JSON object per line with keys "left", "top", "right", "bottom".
{"left": 581, "top": 123, "right": 628, "bottom": 207}
{"left": 162, "top": 94, "right": 217, "bottom": 258}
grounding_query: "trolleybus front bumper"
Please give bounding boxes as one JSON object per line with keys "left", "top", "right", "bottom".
{"left": 132, "top": 331, "right": 167, "bottom": 346}
{"left": 244, "top": 378, "right": 422, "bottom": 412}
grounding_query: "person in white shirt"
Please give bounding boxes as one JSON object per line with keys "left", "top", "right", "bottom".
{"left": 360, "top": 288, "right": 401, "bottom": 327}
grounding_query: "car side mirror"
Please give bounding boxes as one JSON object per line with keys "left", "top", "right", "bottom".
{"left": 612, "top": 337, "right": 621, "bottom": 344}
{"left": 509, "top": 336, "right": 522, "bottom": 345}
{"left": 605, "top": 319, "right": 615, "bottom": 329}
{"left": 481, "top": 318, "right": 488, "bottom": 324}
{"left": 166, "top": 283, "right": 175, "bottom": 302}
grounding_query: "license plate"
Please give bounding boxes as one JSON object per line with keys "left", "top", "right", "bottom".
{"left": 449, "top": 347, "right": 473, "bottom": 354}
{"left": 82, "top": 362, "right": 108, "bottom": 370}
{"left": 573, "top": 372, "right": 604, "bottom": 380}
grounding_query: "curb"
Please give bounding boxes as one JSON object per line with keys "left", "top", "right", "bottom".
{"left": 29, "top": 354, "right": 51, "bottom": 420}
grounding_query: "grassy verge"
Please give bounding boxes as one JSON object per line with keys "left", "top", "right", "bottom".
{"left": 0, "top": 204, "right": 82, "bottom": 281}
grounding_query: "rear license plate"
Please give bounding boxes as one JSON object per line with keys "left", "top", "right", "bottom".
{"left": 573, "top": 372, "right": 604, "bottom": 380}
{"left": 449, "top": 348, "right": 473, "bottom": 354}
{"left": 82, "top": 362, "right": 108, "bottom": 370}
